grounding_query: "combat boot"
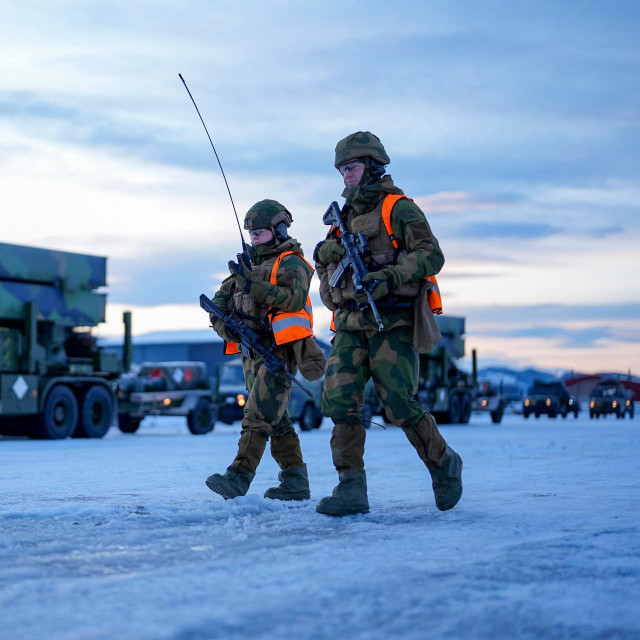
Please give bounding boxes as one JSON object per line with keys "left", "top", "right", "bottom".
{"left": 205, "top": 466, "right": 255, "bottom": 500}
{"left": 264, "top": 465, "right": 310, "bottom": 501}
{"left": 429, "top": 445, "right": 463, "bottom": 511}
{"left": 316, "top": 470, "right": 370, "bottom": 516}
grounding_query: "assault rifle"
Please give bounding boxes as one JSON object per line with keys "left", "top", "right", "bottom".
{"left": 200, "top": 294, "right": 313, "bottom": 397}
{"left": 322, "top": 201, "right": 385, "bottom": 330}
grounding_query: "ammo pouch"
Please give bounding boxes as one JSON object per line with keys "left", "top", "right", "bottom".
{"left": 414, "top": 280, "right": 441, "bottom": 353}
{"left": 291, "top": 337, "right": 327, "bottom": 381}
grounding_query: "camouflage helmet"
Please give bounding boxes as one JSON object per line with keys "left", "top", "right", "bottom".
{"left": 244, "top": 199, "right": 293, "bottom": 231}
{"left": 334, "top": 131, "right": 390, "bottom": 169}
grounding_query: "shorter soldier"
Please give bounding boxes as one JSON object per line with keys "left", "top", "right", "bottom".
{"left": 205, "top": 200, "right": 325, "bottom": 501}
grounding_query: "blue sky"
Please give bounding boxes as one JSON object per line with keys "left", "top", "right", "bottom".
{"left": 1, "top": 1, "right": 639, "bottom": 373}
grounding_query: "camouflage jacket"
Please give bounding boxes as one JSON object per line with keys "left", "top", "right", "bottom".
{"left": 316, "top": 176, "right": 444, "bottom": 332}
{"left": 212, "top": 238, "right": 313, "bottom": 363}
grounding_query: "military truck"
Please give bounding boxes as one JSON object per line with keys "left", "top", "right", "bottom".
{"left": 0, "top": 241, "right": 129, "bottom": 439}
{"left": 522, "top": 380, "right": 579, "bottom": 419}
{"left": 115, "top": 361, "right": 218, "bottom": 434}
{"left": 589, "top": 378, "right": 635, "bottom": 419}
{"left": 216, "top": 358, "right": 248, "bottom": 424}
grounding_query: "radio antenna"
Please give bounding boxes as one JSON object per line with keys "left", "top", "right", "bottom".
{"left": 178, "top": 73, "right": 247, "bottom": 251}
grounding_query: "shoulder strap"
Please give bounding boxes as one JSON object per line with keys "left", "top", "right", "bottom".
{"left": 269, "top": 250, "right": 314, "bottom": 286}
{"left": 381, "top": 194, "right": 409, "bottom": 249}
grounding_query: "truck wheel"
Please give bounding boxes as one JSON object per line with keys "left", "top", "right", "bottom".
{"left": 75, "top": 386, "right": 113, "bottom": 438}
{"left": 523, "top": 411, "right": 530, "bottom": 419}
{"left": 36, "top": 385, "right": 78, "bottom": 439}
{"left": 187, "top": 398, "right": 214, "bottom": 435}
{"left": 118, "top": 413, "right": 142, "bottom": 433}
{"left": 491, "top": 404, "right": 504, "bottom": 424}
{"left": 460, "top": 394, "right": 472, "bottom": 424}
{"left": 299, "top": 403, "right": 320, "bottom": 431}
{"left": 448, "top": 393, "right": 462, "bottom": 424}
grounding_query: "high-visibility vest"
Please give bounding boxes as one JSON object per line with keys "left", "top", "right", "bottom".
{"left": 224, "top": 250, "right": 314, "bottom": 355}
{"left": 381, "top": 194, "right": 443, "bottom": 315}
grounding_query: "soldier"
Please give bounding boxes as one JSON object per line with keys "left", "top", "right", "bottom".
{"left": 314, "top": 132, "right": 463, "bottom": 516}
{"left": 205, "top": 200, "right": 326, "bottom": 501}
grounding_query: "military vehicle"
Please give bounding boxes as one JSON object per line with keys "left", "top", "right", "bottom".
{"left": 0, "top": 241, "right": 129, "bottom": 439}
{"left": 523, "top": 380, "right": 579, "bottom": 419}
{"left": 288, "top": 376, "right": 324, "bottom": 431}
{"left": 216, "top": 358, "right": 248, "bottom": 424}
{"left": 115, "top": 361, "right": 218, "bottom": 434}
{"left": 589, "top": 378, "right": 635, "bottom": 419}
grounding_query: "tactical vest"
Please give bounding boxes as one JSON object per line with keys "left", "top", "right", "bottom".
{"left": 224, "top": 250, "right": 314, "bottom": 356}
{"left": 325, "top": 194, "right": 443, "bottom": 312}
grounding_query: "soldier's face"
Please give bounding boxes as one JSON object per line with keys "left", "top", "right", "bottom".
{"left": 249, "top": 228, "right": 274, "bottom": 246}
{"left": 339, "top": 160, "right": 365, "bottom": 188}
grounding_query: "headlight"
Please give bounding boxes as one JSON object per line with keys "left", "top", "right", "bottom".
{"left": 627, "top": 400, "right": 631, "bottom": 406}
{"left": 481, "top": 399, "right": 488, "bottom": 407}
{"left": 569, "top": 399, "right": 573, "bottom": 405}
{"left": 546, "top": 398, "right": 551, "bottom": 407}
{"left": 237, "top": 394, "right": 246, "bottom": 407}
{"left": 612, "top": 401, "right": 617, "bottom": 408}
{"left": 590, "top": 401, "right": 595, "bottom": 408}
{"left": 524, "top": 399, "right": 530, "bottom": 407}
{"left": 163, "top": 398, "right": 171, "bottom": 406}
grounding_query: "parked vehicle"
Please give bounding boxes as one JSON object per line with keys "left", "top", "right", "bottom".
{"left": 0, "top": 241, "right": 129, "bottom": 439}
{"left": 288, "top": 376, "right": 324, "bottom": 431}
{"left": 472, "top": 379, "right": 507, "bottom": 424}
{"left": 216, "top": 358, "right": 248, "bottom": 424}
{"left": 523, "top": 380, "right": 579, "bottom": 419}
{"left": 589, "top": 379, "right": 635, "bottom": 419}
{"left": 115, "top": 361, "right": 218, "bottom": 434}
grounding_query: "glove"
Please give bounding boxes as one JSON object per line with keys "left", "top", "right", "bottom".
{"left": 228, "top": 257, "right": 255, "bottom": 293}
{"left": 351, "top": 270, "right": 395, "bottom": 304}
{"left": 211, "top": 318, "right": 240, "bottom": 344}
{"left": 314, "top": 239, "right": 345, "bottom": 265}
{"left": 228, "top": 258, "right": 272, "bottom": 302}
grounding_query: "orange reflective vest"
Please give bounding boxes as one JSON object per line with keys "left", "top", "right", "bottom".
{"left": 224, "top": 250, "right": 314, "bottom": 355}
{"left": 381, "top": 194, "right": 443, "bottom": 315}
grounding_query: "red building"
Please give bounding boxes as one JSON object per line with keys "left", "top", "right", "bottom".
{"left": 565, "top": 374, "right": 640, "bottom": 401}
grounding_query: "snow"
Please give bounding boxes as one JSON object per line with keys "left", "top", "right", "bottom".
{"left": 1, "top": 414, "right": 639, "bottom": 640}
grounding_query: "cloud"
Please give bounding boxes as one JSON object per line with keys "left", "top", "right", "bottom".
{"left": 414, "top": 191, "right": 520, "bottom": 213}
{"left": 456, "top": 222, "right": 562, "bottom": 239}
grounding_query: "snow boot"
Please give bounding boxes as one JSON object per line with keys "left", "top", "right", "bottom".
{"left": 316, "top": 470, "right": 370, "bottom": 516}
{"left": 205, "top": 466, "right": 255, "bottom": 500}
{"left": 264, "top": 465, "right": 310, "bottom": 501}
{"left": 430, "top": 445, "right": 463, "bottom": 511}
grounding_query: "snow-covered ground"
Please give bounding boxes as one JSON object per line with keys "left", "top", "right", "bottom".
{"left": 1, "top": 412, "right": 638, "bottom": 640}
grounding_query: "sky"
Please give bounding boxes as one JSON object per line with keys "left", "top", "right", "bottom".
{"left": 1, "top": 0, "right": 639, "bottom": 374}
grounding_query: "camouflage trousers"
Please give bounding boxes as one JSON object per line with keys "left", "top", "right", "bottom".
{"left": 230, "top": 354, "right": 305, "bottom": 473}
{"left": 322, "top": 327, "right": 446, "bottom": 471}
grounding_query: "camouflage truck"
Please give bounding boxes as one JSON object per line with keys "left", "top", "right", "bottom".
{"left": 0, "top": 241, "right": 128, "bottom": 439}
{"left": 115, "top": 361, "right": 218, "bottom": 434}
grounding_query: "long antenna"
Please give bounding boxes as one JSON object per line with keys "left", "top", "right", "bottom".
{"left": 178, "top": 73, "right": 247, "bottom": 251}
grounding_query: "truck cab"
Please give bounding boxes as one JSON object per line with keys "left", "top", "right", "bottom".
{"left": 589, "top": 379, "right": 634, "bottom": 419}
{"left": 523, "top": 380, "right": 579, "bottom": 419}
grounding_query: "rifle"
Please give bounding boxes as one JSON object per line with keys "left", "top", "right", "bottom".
{"left": 322, "top": 201, "right": 385, "bottom": 330}
{"left": 200, "top": 294, "right": 313, "bottom": 398}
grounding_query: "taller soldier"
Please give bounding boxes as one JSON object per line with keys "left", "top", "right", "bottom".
{"left": 314, "top": 132, "right": 463, "bottom": 516}
{"left": 205, "top": 200, "right": 325, "bottom": 501}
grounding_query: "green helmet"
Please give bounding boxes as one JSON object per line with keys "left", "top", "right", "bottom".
{"left": 244, "top": 200, "right": 292, "bottom": 239}
{"left": 334, "top": 131, "right": 390, "bottom": 169}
